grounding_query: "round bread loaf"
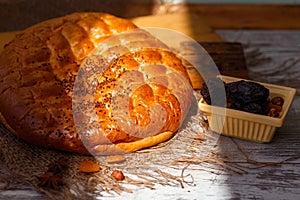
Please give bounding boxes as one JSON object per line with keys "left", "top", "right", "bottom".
{"left": 0, "top": 12, "right": 193, "bottom": 155}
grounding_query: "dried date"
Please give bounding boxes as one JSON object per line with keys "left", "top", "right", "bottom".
{"left": 271, "top": 96, "right": 284, "bottom": 106}
{"left": 201, "top": 77, "right": 283, "bottom": 117}
{"left": 200, "top": 77, "right": 227, "bottom": 107}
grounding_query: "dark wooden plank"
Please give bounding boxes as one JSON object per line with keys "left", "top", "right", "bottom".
{"left": 201, "top": 42, "right": 248, "bottom": 79}
{"left": 181, "top": 42, "right": 248, "bottom": 89}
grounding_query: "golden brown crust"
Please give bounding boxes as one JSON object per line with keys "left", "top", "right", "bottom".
{"left": 0, "top": 12, "right": 193, "bottom": 155}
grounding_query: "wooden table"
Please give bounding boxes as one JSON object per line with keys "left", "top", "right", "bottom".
{"left": 1, "top": 30, "right": 299, "bottom": 200}
{"left": 1, "top": 5, "right": 300, "bottom": 200}
{"left": 107, "top": 30, "right": 300, "bottom": 200}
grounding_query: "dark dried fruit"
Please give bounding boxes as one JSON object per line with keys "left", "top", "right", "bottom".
{"left": 268, "top": 108, "right": 280, "bottom": 117}
{"left": 227, "top": 80, "right": 269, "bottom": 104}
{"left": 226, "top": 80, "right": 269, "bottom": 114}
{"left": 200, "top": 77, "right": 227, "bottom": 107}
{"left": 271, "top": 96, "right": 284, "bottom": 106}
{"left": 243, "top": 102, "right": 268, "bottom": 115}
{"left": 267, "top": 103, "right": 282, "bottom": 112}
{"left": 201, "top": 77, "right": 286, "bottom": 118}
{"left": 201, "top": 78, "right": 271, "bottom": 115}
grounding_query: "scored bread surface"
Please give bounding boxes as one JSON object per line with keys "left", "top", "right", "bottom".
{"left": 0, "top": 12, "right": 192, "bottom": 155}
